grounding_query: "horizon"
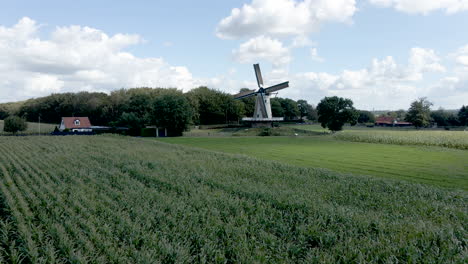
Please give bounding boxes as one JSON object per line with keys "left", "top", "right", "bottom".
{"left": 1, "top": 0, "right": 468, "bottom": 110}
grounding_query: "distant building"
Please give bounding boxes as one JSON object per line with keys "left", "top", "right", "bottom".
{"left": 59, "top": 117, "right": 93, "bottom": 132}
{"left": 145, "top": 126, "right": 168, "bottom": 137}
{"left": 375, "top": 116, "right": 412, "bottom": 127}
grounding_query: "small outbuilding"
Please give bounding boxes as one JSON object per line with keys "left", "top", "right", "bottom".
{"left": 145, "top": 126, "right": 168, "bottom": 137}
{"left": 59, "top": 117, "right": 93, "bottom": 132}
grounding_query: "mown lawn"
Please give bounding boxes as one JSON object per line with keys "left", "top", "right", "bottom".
{"left": 0, "top": 135, "right": 466, "bottom": 263}
{"left": 158, "top": 136, "right": 468, "bottom": 190}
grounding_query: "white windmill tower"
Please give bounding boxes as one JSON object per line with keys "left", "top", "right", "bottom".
{"left": 233, "top": 64, "right": 289, "bottom": 127}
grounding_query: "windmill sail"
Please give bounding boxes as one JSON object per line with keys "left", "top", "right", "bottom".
{"left": 233, "top": 63, "right": 289, "bottom": 122}
{"left": 264, "top": 81, "right": 289, "bottom": 94}
{"left": 233, "top": 89, "right": 257, "bottom": 99}
{"left": 254, "top": 64, "right": 263, "bottom": 87}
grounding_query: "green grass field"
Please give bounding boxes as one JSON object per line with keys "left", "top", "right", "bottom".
{"left": 0, "top": 135, "right": 466, "bottom": 263}
{"left": 289, "top": 124, "right": 468, "bottom": 149}
{"left": 0, "top": 120, "right": 56, "bottom": 135}
{"left": 158, "top": 136, "right": 468, "bottom": 190}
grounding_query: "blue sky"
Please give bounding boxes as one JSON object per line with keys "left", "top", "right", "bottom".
{"left": 1, "top": 0, "right": 468, "bottom": 110}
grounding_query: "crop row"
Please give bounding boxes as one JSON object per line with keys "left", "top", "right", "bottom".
{"left": 0, "top": 135, "right": 466, "bottom": 263}
{"left": 333, "top": 130, "right": 468, "bottom": 149}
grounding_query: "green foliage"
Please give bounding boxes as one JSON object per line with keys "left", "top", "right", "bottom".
{"left": 117, "top": 112, "right": 145, "bottom": 136}
{"left": 297, "top": 100, "right": 317, "bottom": 121}
{"left": 0, "top": 105, "right": 9, "bottom": 120}
{"left": 458, "top": 105, "right": 468, "bottom": 126}
{"left": 186, "top": 87, "right": 243, "bottom": 125}
{"left": 405, "top": 97, "right": 433, "bottom": 128}
{"left": 277, "top": 98, "right": 300, "bottom": 120}
{"left": 270, "top": 99, "right": 284, "bottom": 117}
{"left": 141, "top": 128, "right": 156, "bottom": 137}
{"left": 382, "top": 109, "right": 406, "bottom": 119}
{"left": 152, "top": 93, "right": 192, "bottom": 136}
{"left": 0, "top": 136, "right": 466, "bottom": 263}
{"left": 317, "top": 96, "right": 358, "bottom": 132}
{"left": 258, "top": 128, "right": 273, "bottom": 136}
{"left": 18, "top": 91, "right": 110, "bottom": 125}
{"left": 3, "top": 116, "right": 27, "bottom": 133}
{"left": 431, "top": 108, "right": 460, "bottom": 126}
{"left": 238, "top": 88, "right": 255, "bottom": 117}
{"left": 357, "top": 110, "right": 375, "bottom": 123}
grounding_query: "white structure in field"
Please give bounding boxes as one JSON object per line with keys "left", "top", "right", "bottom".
{"left": 233, "top": 64, "right": 289, "bottom": 126}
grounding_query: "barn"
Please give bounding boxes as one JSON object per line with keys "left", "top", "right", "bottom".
{"left": 59, "top": 117, "right": 93, "bottom": 132}
{"left": 375, "top": 116, "right": 412, "bottom": 127}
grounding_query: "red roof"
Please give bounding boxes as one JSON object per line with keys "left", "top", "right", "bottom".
{"left": 61, "top": 117, "right": 92, "bottom": 129}
{"left": 375, "top": 116, "right": 411, "bottom": 125}
{"left": 375, "top": 116, "right": 395, "bottom": 124}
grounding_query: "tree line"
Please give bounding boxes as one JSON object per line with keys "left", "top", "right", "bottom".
{"left": 1, "top": 88, "right": 466, "bottom": 135}
{"left": 0, "top": 87, "right": 318, "bottom": 135}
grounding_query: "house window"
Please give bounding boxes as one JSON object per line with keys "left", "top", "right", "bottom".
{"left": 74, "top": 119, "right": 80, "bottom": 126}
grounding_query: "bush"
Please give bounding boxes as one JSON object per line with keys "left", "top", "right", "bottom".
{"left": 258, "top": 128, "right": 272, "bottom": 136}
{"left": 3, "top": 116, "right": 27, "bottom": 134}
{"left": 141, "top": 128, "right": 156, "bottom": 137}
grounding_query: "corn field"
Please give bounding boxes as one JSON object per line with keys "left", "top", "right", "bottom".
{"left": 0, "top": 135, "right": 466, "bottom": 263}
{"left": 334, "top": 130, "right": 468, "bottom": 150}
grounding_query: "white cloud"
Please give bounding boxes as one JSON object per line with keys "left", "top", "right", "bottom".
{"left": 283, "top": 47, "right": 457, "bottom": 109}
{"left": 310, "top": 48, "right": 324, "bottom": 62}
{"left": 406, "top": 47, "right": 445, "bottom": 80}
{"left": 291, "top": 35, "right": 316, "bottom": 47}
{"left": 0, "top": 17, "right": 202, "bottom": 102}
{"left": 216, "top": 0, "right": 357, "bottom": 39}
{"left": 232, "top": 36, "right": 292, "bottom": 67}
{"left": 369, "top": 0, "right": 468, "bottom": 14}
{"left": 453, "top": 44, "right": 468, "bottom": 67}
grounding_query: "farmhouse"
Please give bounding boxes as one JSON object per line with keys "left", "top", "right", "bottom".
{"left": 59, "top": 117, "right": 93, "bottom": 132}
{"left": 375, "top": 116, "right": 412, "bottom": 127}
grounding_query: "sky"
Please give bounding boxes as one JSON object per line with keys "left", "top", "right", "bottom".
{"left": 1, "top": 0, "right": 468, "bottom": 110}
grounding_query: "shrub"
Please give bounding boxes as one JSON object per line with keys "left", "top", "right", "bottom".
{"left": 3, "top": 116, "right": 27, "bottom": 134}
{"left": 258, "top": 128, "right": 272, "bottom": 136}
{"left": 141, "top": 128, "right": 156, "bottom": 137}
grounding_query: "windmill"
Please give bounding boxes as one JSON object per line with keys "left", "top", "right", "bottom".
{"left": 233, "top": 64, "right": 289, "bottom": 127}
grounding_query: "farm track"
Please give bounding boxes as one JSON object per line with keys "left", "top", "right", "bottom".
{"left": 0, "top": 135, "right": 466, "bottom": 263}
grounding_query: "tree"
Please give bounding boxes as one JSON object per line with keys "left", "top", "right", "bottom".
{"left": 270, "top": 99, "right": 284, "bottom": 117}
{"left": 383, "top": 109, "right": 406, "bottom": 119}
{"left": 276, "top": 98, "right": 299, "bottom": 120}
{"left": 3, "top": 116, "right": 27, "bottom": 134}
{"left": 430, "top": 108, "right": 453, "bottom": 127}
{"left": 185, "top": 87, "right": 241, "bottom": 125}
{"left": 357, "top": 110, "right": 375, "bottom": 124}
{"left": 405, "top": 97, "right": 433, "bottom": 128}
{"left": 458, "top": 105, "right": 468, "bottom": 126}
{"left": 115, "top": 112, "right": 145, "bottom": 136}
{"left": 151, "top": 93, "right": 192, "bottom": 136}
{"left": 317, "top": 96, "right": 358, "bottom": 132}
{"left": 297, "top": 100, "right": 317, "bottom": 122}
{"left": 238, "top": 88, "right": 255, "bottom": 117}
{"left": 0, "top": 105, "right": 9, "bottom": 120}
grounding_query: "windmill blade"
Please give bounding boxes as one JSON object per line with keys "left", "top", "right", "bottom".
{"left": 254, "top": 64, "right": 263, "bottom": 87}
{"left": 233, "top": 89, "right": 257, "bottom": 100}
{"left": 259, "top": 93, "right": 268, "bottom": 118}
{"left": 264, "top": 81, "right": 289, "bottom": 94}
